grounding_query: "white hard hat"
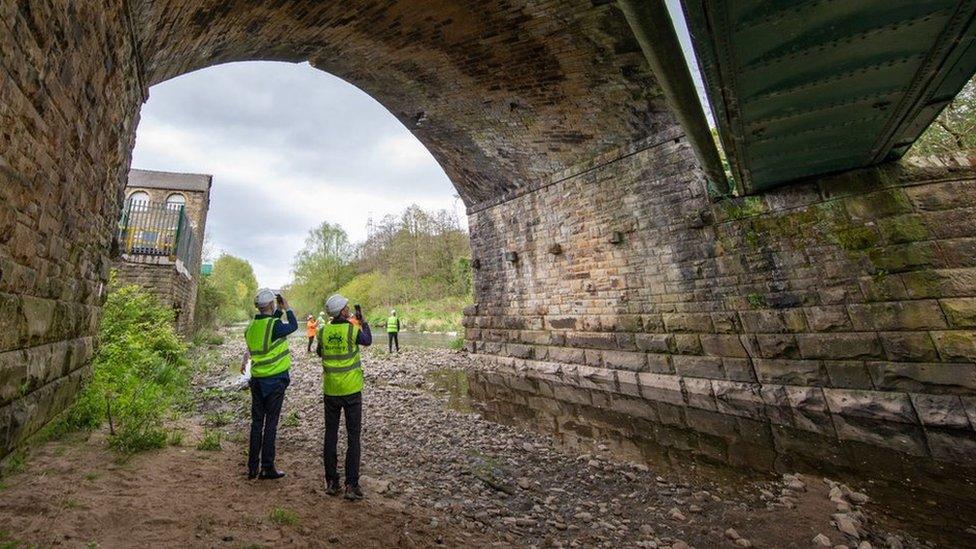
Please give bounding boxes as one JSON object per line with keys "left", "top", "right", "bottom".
{"left": 255, "top": 288, "right": 276, "bottom": 307}
{"left": 391, "top": 309, "right": 396, "bottom": 315}
{"left": 326, "top": 294, "right": 349, "bottom": 316}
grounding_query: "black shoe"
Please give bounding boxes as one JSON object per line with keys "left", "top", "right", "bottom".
{"left": 248, "top": 470, "right": 259, "bottom": 480}
{"left": 259, "top": 469, "right": 286, "bottom": 480}
{"left": 325, "top": 480, "right": 341, "bottom": 496}
{"left": 344, "top": 484, "right": 364, "bottom": 500}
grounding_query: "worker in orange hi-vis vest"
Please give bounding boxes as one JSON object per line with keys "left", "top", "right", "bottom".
{"left": 306, "top": 315, "right": 318, "bottom": 354}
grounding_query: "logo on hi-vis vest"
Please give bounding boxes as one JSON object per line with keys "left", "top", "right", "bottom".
{"left": 327, "top": 332, "right": 344, "bottom": 345}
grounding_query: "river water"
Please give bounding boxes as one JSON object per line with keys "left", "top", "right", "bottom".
{"left": 424, "top": 364, "right": 976, "bottom": 547}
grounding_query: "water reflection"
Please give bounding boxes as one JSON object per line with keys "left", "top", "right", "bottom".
{"left": 466, "top": 368, "right": 976, "bottom": 546}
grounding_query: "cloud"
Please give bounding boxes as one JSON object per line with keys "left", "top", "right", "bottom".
{"left": 132, "top": 61, "right": 462, "bottom": 288}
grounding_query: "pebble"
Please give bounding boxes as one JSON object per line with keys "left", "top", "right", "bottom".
{"left": 668, "top": 508, "right": 686, "bottom": 521}
{"left": 813, "top": 533, "right": 832, "bottom": 546}
{"left": 734, "top": 539, "right": 751, "bottom": 548}
{"left": 725, "top": 528, "right": 740, "bottom": 540}
{"left": 885, "top": 535, "right": 903, "bottom": 549}
{"left": 787, "top": 479, "right": 806, "bottom": 492}
{"left": 848, "top": 492, "right": 869, "bottom": 505}
{"left": 833, "top": 513, "right": 860, "bottom": 539}
{"left": 575, "top": 512, "right": 593, "bottom": 523}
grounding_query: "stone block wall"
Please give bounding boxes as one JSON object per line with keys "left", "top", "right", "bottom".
{"left": 465, "top": 138, "right": 976, "bottom": 442}
{"left": 114, "top": 260, "right": 197, "bottom": 335}
{"left": 0, "top": 1, "right": 143, "bottom": 456}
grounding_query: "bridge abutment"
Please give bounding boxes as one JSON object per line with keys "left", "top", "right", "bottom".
{"left": 466, "top": 139, "right": 976, "bottom": 455}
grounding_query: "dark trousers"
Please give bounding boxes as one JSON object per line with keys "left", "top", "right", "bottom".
{"left": 248, "top": 375, "right": 289, "bottom": 472}
{"left": 388, "top": 332, "right": 399, "bottom": 353}
{"left": 323, "top": 392, "right": 362, "bottom": 487}
{"left": 307, "top": 336, "right": 315, "bottom": 353}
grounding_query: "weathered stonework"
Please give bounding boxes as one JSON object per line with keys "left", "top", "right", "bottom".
{"left": 466, "top": 146, "right": 976, "bottom": 452}
{"left": 1, "top": 1, "right": 974, "bottom": 460}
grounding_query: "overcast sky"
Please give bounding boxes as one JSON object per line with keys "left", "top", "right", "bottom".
{"left": 132, "top": 62, "right": 464, "bottom": 289}
{"left": 131, "top": 3, "right": 705, "bottom": 289}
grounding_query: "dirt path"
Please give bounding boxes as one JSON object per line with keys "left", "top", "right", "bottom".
{"left": 0, "top": 332, "right": 923, "bottom": 548}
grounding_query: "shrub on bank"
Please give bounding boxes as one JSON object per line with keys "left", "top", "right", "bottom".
{"left": 55, "top": 284, "right": 190, "bottom": 453}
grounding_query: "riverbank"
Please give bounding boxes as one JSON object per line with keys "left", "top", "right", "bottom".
{"left": 0, "top": 334, "right": 933, "bottom": 547}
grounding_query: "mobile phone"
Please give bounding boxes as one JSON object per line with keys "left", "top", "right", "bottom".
{"left": 276, "top": 294, "right": 284, "bottom": 305}
{"left": 354, "top": 304, "right": 363, "bottom": 320}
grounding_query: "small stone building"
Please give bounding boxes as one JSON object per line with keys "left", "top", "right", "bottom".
{"left": 115, "top": 169, "right": 212, "bottom": 334}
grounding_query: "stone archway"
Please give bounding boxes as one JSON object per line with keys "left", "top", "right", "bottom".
{"left": 2, "top": 1, "right": 975, "bottom": 463}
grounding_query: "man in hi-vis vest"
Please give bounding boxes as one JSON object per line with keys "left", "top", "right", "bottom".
{"left": 386, "top": 309, "right": 400, "bottom": 353}
{"left": 243, "top": 288, "right": 298, "bottom": 480}
{"left": 317, "top": 294, "right": 372, "bottom": 499}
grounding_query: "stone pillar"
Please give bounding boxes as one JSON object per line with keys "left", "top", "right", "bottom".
{"left": 0, "top": 1, "right": 145, "bottom": 455}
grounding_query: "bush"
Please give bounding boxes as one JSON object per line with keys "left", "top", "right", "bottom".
{"left": 55, "top": 284, "right": 190, "bottom": 454}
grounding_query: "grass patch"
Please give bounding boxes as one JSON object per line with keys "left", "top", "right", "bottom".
{"left": 268, "top": 507, "right": 298, "bottom": 526}
{"left": 0, "top": 531, "right": 21, "bottom": 549}
{"left": 84, "top": 472, "right": 100, "bottom": 481}
{"left": 281, "top": 411, "right": 300, "bottom": 428}
{"left": 167, "top": 430, "right": 184, "bottom": 446}
{"left": 204, "top": 411, "right": 233, "bottom": 427}
{"left": 449, "top": 336, "right": 465, "bottom": 350}
{"left": 0, "top": 451, "right": 26, "bottom": 478}
{"left": 196, "top": 430, "right": 222, "bottom": 451}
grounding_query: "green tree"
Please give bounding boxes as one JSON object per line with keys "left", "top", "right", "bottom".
{"left": 912, "top": 75, "right": 976, "bottom": 156}
{"left": 210, "top": 254, "right": 258, "bottom": 323}
{"left": 288, "top": 221, "right": 354, "bottom": 315}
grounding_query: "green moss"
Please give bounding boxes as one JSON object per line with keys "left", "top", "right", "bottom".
{"left": 844, "top": 189, "right": 912, "bottom": 221}
{"left": 722, "top": 196, "right": 765, "bottom": 220}
{"left": 878, "top": 215, "right": 928, "bottom": 243}
{"left": 832, "top": 226, "right": 880, "bottom": 251}
{"left": 747, "top": 293, "right": 766, "bottom": 309}
{"left": 745, "top": 231, "right": 761, "bottom": 249}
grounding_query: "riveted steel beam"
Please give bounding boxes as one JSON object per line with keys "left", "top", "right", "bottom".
{"left": 618, "top": 0, "right": 732, "bottom": 196}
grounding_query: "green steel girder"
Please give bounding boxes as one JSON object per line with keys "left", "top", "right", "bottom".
{"left": 681, "top": 0, "right": 976, "bottom": 193}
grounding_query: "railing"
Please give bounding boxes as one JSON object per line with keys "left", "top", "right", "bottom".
{"left": 118, "top": 199, "right": 198, "bottom": 273}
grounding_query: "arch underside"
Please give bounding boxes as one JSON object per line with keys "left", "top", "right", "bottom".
{"left": 129, "top": 0, "right": 679, "bottom": 207}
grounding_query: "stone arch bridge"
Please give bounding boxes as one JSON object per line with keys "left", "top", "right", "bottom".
{"left": 1, "top": 1, "right": 975, "bottom": 463}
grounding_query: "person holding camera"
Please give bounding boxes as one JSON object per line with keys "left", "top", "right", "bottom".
{"left": 316, "top": 294, "right": 371, "bottom": 500}
{"left": 242, "top": 288, "right": 298, "bottom": 480}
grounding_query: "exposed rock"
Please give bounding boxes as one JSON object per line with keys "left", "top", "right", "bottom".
{"left": 814, "top": 533, "right": 832, "bottom": 546}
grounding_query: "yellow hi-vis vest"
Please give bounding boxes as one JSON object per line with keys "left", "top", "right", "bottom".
{"left": 245, "top": 316, "right": 291, "bottom": 378}
{"left": 318, "top": 322, "right": 363, "bottom": 396}
{"left": 387, "top": 315, "right": 398, "bottom": 333}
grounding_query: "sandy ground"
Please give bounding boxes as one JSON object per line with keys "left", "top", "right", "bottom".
{"left": 0, "top": 333, "right": 924, "bottom": 548}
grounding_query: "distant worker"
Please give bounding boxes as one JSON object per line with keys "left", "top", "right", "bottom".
{"left": 306, "top": 314, "right": 318, "bottom": 353}
{"left": 242, "top": 289, "right": 297, "bottom": 480}
{"left": 317, "top": 310, "right": 327, "bottom": 327}
{"left": 386, "top": 309, "right": 401, "bottom": 353}
{"left": 317, "top": 294, "right": 371, "bottom": 500}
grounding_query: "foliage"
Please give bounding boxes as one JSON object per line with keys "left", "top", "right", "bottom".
{"left": 209, "top": 254, "right": 259, "bottom": 324}
{"left": 357, "top": 295, "right": 470, "bottom": 333}
{"left": 912, "top": 75, "right": 976, "bottom": 156}
{"left": 54, "top": 284, "right": 189, "bottom": 454}
{"left": 196, "top": 430, "right": 222, "bottom": 451}
{"left": 286, "top": 205, "right": 473, "bottom": 330}
{"left": 193, "top": 273, "right": 223, "bottom": 333}
{"left": 287, "top": 221, "right": 355, "bottom": 315}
